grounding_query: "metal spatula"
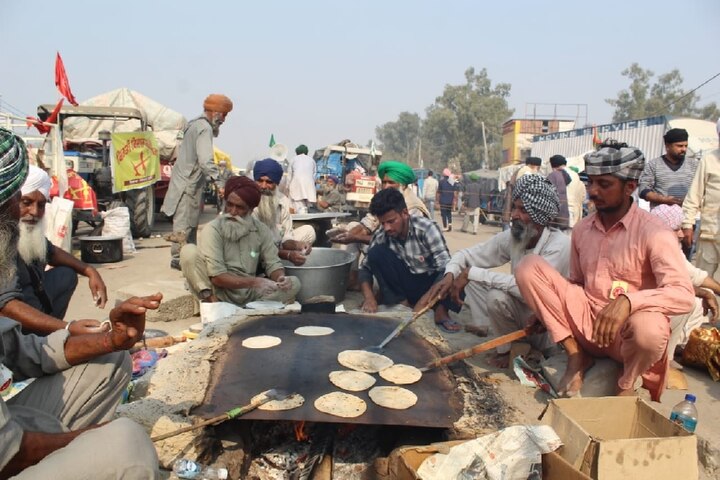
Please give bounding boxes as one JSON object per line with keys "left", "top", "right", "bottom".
{"left": 365, "top": 295, "right": 441, "bottom": 353}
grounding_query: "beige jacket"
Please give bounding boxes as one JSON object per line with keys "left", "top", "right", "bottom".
{"left": 682, "top": 149, "right": 720, "bottom": 240}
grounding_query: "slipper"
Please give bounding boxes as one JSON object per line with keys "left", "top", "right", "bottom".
{"left": 435, "top": 319, "right": 462, "bottom": 334}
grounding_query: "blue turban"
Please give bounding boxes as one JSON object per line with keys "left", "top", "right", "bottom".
{"left": 253, "top": 158, "right": 284, "bottom": 185}
{"left": 0, "top": 128, "right": 29, "bottom": 206}
{"left": 327, "top": 175, "right": 339, "bottom": 185}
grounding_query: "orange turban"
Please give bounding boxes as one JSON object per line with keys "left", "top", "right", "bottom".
{"left": 203, "top": 94, "right": 233, "bottom": 114}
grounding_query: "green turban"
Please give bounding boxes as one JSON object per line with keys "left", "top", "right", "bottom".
{"left": 469, "top": 173, "right": 479, "bottom": 181}
{"left": 378, "top": 160, "right": 416, "bottom": 185}
{"left": 0, "top": 128, "right": 29, "bottom": 206}
{"left": 295, "top": 144, "right": 308, "bottom": 155}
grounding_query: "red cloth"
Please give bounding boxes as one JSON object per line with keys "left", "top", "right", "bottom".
{"left": 50, "top": 169, "right": 98, "bottom": 215}
{"left": 55, "top": 52, "right": 78, "bottom": 106}
{"left": 26, "top": 98, "right": 64, "bottom": 135}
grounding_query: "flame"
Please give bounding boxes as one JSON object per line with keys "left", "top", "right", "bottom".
{"left": 294, "top": 421, "right": 309, "bottom": 442}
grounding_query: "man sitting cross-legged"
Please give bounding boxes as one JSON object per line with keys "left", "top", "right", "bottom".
{"left": 514, "top": 144, "right": 694, "bottom": 400}
{"left": 180, "top": 175, "right": 300, "bottom": 305}
{"left": 421, "top": 174, "right": 569, "bottom": 367}
{"left": 359, "top": 188, "right": 461, "bottom": 333}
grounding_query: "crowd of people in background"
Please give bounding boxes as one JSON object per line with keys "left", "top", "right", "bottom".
{"left": 0, "top": 82, "right": 718, "bottom": 476}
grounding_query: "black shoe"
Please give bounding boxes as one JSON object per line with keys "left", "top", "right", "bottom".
{"left": 170, "top": 259, "right": 181, "bottom": 271}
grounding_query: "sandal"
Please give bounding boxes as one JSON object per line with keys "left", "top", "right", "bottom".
{"left": 435, "top": 319, "right": 462, "bottom": 334}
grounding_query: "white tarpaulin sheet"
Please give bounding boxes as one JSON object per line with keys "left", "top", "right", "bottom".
{"left": 62, "top": 88, "right": 186, "bottom": 160}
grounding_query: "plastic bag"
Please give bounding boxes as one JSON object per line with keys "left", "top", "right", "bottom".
{"left": 681, "top": 326, "right": 720, "bottom": 381}
{"left": 101, "top": 207, "right": 136, "bottom": 253}
{"left": 44, "top": 197, "right": 74, "bottom": 253}
{"left": 417, "top": 425, "right": 562, "bottom": 480}
{"left": 200, "top": 301, "right": 241, "bottom": 325}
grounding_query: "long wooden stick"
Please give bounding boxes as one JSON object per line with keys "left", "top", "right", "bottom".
{"left": 421, "top": 328, "right": 529, "bottom": 371}
{"left": 152, "top": 394, "right": 272, "bottom": 442}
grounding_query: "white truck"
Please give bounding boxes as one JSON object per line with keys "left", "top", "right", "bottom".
{"left": 530, "top": 115, "right": 718, "bottom": 170}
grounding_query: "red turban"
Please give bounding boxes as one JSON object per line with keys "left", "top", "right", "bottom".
{"left": 224, "top": 175, "right": 261, "bottom": 209}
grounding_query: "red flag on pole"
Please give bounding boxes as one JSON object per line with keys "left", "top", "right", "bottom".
{"left": 55, "top": 52, "right": 78, "bottom": 106}
{"left": 26, "top": 98, "right": 64, "bottom": 134}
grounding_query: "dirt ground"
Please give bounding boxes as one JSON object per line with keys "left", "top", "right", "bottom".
{"left": 65, "top": 207, "right": 719, "bottom": 479}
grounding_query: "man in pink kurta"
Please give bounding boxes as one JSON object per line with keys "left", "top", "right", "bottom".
{"left": 515, "top": 143, "right": 694, "bottom": 401}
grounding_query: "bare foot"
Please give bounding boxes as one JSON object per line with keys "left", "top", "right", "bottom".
{"left": 487, "top": 352, "right": 510, "bottom": 368}
{"left": 616, "top": 387, "right": 638, "bottom": 396}
{"left": 559, "top": 352, "right": 595, "bottom": 397}
{"left": 615, "top": 372, "right": 642, "bottom": 396}
{"left": 465, "top": 325, "right": 490, "bottom": 337}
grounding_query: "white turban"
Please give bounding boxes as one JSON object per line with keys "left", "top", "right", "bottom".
{"left": 21, "top": 165, "right": 52, "bottom": 200}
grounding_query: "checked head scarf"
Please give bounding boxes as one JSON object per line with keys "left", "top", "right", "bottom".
{"left": 0, "top": 128, "right": 29, "bottom": 206}
{"left": 512, "top": 173, "right": 560, "bottom": 227}
{"left": 584, "top": 145, "right": 645, "bottom": 181}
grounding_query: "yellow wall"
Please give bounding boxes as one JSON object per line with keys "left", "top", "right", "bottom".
{"left": 502, "top": 121, "right": 521, "bottom": 164}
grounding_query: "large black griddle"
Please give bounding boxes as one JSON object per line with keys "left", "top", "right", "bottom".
{"left": 194, "top": 313, "right": 463, "bottom": 428}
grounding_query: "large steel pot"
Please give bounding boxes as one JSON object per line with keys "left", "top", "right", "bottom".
{"left": 281, "top": 248, "right": 355, "bottom": 303}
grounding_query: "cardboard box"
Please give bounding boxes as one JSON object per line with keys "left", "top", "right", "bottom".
{"left": 541, "top": 396, "right": 697, "bottom": 479}
{"left": 377, "top": 440, "right": 590, "bottom": 480}
{"left": 542, "top": 451, "right": 592, "bottom": 480}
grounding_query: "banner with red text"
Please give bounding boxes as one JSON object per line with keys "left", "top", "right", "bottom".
{"left": 111, "top": 132, "right": 160, "bottom": 192}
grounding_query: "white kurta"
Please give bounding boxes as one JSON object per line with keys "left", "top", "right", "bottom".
{"left": 288, "top": 154, "right": 317, "bottom": 203}
{"left": 444, "top": 227, "right": 571, "bottom": 353}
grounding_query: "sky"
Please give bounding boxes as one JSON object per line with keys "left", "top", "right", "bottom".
{"left": 2, "top": 0, "right": 719, "bottom": 168}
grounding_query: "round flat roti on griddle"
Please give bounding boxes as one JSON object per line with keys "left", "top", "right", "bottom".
{"left": 314, "top": 392, "right": 367, "bottom": 418}
{"left": 251, "top": 392, "right": 305, "bottom": 411}
{"left": 337, "top": 350, "right": 394, "bottom": 373}
{"left": 368, "top": 386, "right": 418, "bottom": 410}
{"left": 294, "top": 326, "right": 335, "bottom": 336}
{"left": 241, "top": 335, "right": 281, "bottom": 349}
{"left": 329, "top": 370, "right": 376, "bottom": 392}
{"left": 379, "top": 364, "right": 423, "bottom": 385}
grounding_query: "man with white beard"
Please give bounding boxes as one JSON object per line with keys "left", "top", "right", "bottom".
{"left": 421, "top": 174, "right": 570, "bottom": 367}
{"left": 0, "top": 128, "right": 162, "bottom": 479}
{"left": 0, "top": 165, "right": 108, "bottom": 335}
{"left": 180, "top": 175, "right": 300, "bottom": 305}
{"left": 252, "top": 158, "right": 315, "bottom": 266}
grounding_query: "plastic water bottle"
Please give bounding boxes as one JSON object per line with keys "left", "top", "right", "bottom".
{"left": 172, "top": 458, "right": 228, "bottom": 479}
{"left": 669, "top": 393, "right": 698, "bottom": 433}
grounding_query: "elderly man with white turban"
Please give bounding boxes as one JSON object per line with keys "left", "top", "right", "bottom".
{"left": 0, "top": 128, "right": 162, "bottom": 479}
{"left": 0, "top": 165, "right": 109, "bottom": 335}
{"left": 514, "top": 143, "right": 694, "bottom": 401}
{"left": 422, "top": 174, "right": 569, "bottom": 365}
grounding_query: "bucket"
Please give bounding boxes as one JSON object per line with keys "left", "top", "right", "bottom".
{"left": 80, "top": 236, "right": 124, "bottom": 263}
{"left": 281, "top": 248, "right": 355, "bottom": 303}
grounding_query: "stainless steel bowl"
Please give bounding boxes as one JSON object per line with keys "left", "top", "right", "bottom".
{"left": 281, "top": 248, "right": 356, "bottom": 303}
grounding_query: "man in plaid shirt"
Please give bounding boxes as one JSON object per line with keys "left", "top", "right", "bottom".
{"left": 359, "top": 188, "right": 462, "bottom": 333}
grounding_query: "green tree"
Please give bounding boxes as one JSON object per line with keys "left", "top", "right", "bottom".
{"left": 606, "top": 63, "right": 720, "bottom": 121}
{"left": 375, "top": 112, "right": 422, "bottom": 164}
{"left": 422, "top": 67, "right": 513, "bottom": 171}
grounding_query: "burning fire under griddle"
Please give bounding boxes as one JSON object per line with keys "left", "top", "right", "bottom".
{"left": 194, "top": 312, "right": 499, "bottom": 479}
